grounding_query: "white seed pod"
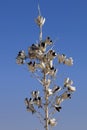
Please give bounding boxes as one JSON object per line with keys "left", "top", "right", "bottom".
{"left": 58, "top": 54, "right": 66, "bottom": 63}
{"left": 56, "top": 96, "right": 64, "bottom": 106}
{"left": 60, "top": 91, "right": 71, "bottom": 99}
{"left": 48, "top": 118, "right": 57, "bottom": 126}
{"left": 17, "top": 50, "right": 26, "bottom": 59}
{"left": 35, "top": 15, "right": 45, "bottom": 27}
{"left": 27, "top": 61, "right": 36, "bottom": 72}
{"left": 27, "top": 104, "right": 36, "bottom": 114}
{"left": 31, "top": 91, "right": 40, "bottom": 98}
{"left": 64, "top": 57, "right": 73, "bottom": 66}
{"left": 38, "top": 42, "right": 47, "bottom": 52}
{"left": 48, "top": 67, "right": 57, "bottom": 77}
{"left": 47, "top": 50, "right": 57, "bottom": 60}
{"left": 52, "top": 85, "right": 62, "bottom": 93}
{"left": 47, "top": 88, "right": 53, "bottom": 96}
{"left": 33, "top": 97, "right": 42, "bottom": 107}
{"left": 68, "top": 86, "right": 76, "bottom": 92}
{"left": 45, "top": 37, "right": 53, "bottom": 45}
{"left": 16, "top": 57, "right": 25, "bottom": 64}
{"left": 64, "top": 77, "right": 73, "bottom": 87}
{"left": 54, "top": 105, "right": 62, "bottom": 112}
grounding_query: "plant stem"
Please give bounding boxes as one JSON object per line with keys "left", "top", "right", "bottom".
{"left": 44, "top": 74, "right": 49, "bottom": 130}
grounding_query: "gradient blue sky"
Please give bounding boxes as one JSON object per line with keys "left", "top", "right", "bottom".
{"left": 0, "top": 0, "right": 87, "bottom": 130}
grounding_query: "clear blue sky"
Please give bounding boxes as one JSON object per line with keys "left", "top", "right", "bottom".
{"left": 0, "top": 0, "right": 87, "bottom": 130}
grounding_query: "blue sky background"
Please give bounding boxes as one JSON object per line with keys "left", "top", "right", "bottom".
{"left": 0, "top": 0, "right": 87, "bottom": 130}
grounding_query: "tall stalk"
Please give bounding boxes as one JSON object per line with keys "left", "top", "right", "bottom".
{"left": 44, "top": 74, "right": 49, "bottom": 130}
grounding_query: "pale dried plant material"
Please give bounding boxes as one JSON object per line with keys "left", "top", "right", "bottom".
{"left": 16, "top": 4, "right": 76, "bottom": 130}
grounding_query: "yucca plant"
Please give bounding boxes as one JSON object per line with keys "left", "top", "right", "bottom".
{"left": 16, "top": 5, "right": 76, "bottom": 130}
